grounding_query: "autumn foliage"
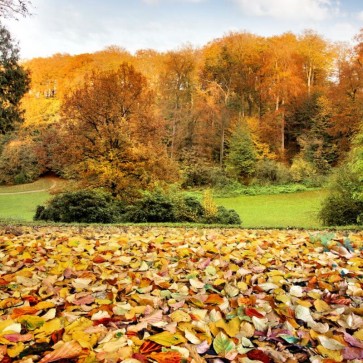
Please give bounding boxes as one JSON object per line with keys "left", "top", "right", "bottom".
{"left": 1, "top": 29, "right": 363, "bottom": 206}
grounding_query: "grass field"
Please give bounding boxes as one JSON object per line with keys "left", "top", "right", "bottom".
{"left": 217, "top": 189, "right": 328, "bottom": 229}
{"left": 0, "top": 191, "right": 50, "bottom": 221}
{"left": 0, "top": 178, "right": 56, "bottom": 221}
{"left": 0, "top": 177, "right": 328, "bottom": 227}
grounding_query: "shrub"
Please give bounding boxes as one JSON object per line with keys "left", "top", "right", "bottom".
{"left": 182, "top": 163, "right": 235, "bottom": 189}
{"left": 34, "top": 187, "right": 241, "bottom": 225}
{"left": 173, "top": 195, "right": 204, "bottom": 223}
{"left": 34, "top": 189, "right": 122, "bottom": 223}
{"left": 290, "top": 157, "right": 317, "bottom": 183}
{"left": 121, "top": 190, "right": 176, "bottom": 223}
{"left": 203, "top": 206, "right": 241, "bottom": 225}
{"left": 319, "top": 166, "right": 363, "bottom": 226}
{"left": 254, "top": 159, "right": 292, "bottom": 185}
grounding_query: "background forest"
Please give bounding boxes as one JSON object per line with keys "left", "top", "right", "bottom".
{"left": 1, "top": 26, "right": 363, "bottom": 225}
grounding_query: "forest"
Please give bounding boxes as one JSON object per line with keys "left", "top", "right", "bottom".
{"left": 0, "top": 25, "right": 363, "bottom": 225}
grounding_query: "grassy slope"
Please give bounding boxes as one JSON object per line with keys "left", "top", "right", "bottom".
{"left": 217, "top": 189, "right": 328, "bottom": 229}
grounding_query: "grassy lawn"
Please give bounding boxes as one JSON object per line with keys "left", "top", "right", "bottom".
{"left": 217, "top": 189, "right": 328, "bottom": 229}
{"left": 0, "top": 180, "right": 328, "bottom": 227}
{"left": 0, "top": 191, "right": 50, "bottom": 221}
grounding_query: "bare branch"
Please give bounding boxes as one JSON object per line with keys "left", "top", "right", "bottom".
{"left": 0, "top": 0, "right": 32, "bottom": 19}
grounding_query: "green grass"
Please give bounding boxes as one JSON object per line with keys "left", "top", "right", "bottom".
{"left": 0, "top": 182, "right": 342, "bottom": 229}
{"left": 0, "top": 191, "right": 50, "bottom": 221}
{"left": 217, "top": 189, "right": 329, "bottom": 229}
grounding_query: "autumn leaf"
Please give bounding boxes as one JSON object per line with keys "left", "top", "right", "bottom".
{"left": 149, "top": 351, "right": 183, "bottom": 363}
{"left": 147, "top": 332, "right": 187, "bottom": 346}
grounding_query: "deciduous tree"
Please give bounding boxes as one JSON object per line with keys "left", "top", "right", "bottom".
{"left": 61, "top": 63, "right": 176, "bottom": 198}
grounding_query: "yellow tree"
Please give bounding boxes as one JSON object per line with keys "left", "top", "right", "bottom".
{"left": 158, "top": 46, "right": 198, "bottom": 159}
{"left": 297, "top": 30, "right": 335, "bottom": 96}
{"left": 261, "top": 33, "right": 304, "bottom": 156}
{"left": 60, "top": 63, "right": 176, "bottom": 198}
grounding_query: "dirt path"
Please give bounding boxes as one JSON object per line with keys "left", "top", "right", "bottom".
{"left": 0, "top": 179, "right": 58, "bottom": 195}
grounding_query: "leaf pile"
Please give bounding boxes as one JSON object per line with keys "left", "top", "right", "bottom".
{"left": 0, "top": 226, "right": 362, "bottom": 363}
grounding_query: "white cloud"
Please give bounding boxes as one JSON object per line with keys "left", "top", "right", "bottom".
{"left": 358, "top": 11, "right": 363, "bottom": 21}
{"left": 232, "top": 0, "right": 340, "bottom": 21}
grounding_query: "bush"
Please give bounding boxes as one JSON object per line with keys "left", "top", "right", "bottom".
{"left": 319, "top": 166, "right": 363, "bottom": 226}
{"left": 34, "top": 187, "right": 241, "bottom": 225}
{"left": 119, "top": 188, "right": 241, "bottom": 225}
{"left": 290, "top": 157, "right": 317, "bottom": 183}
{"left": 181, "top": 162, "right": 237, "bottom": 189}
{"left": 203, "top": 206, "right": 241, "bottom": 225}
{"left": 121, "top": 190, "right": 176, "bottom": 223}
{"left": 34, "top": 189, "right": 122, "bottom": 223}
{"left": 254, "top": 159, "right": 292, "bottom": 185}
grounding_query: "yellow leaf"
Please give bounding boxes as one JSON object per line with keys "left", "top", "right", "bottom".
{"left": 0, "top": 320, "right": 17, "bottom": 332}
{"left": 237, "top": 281, "right": 248, "bottom": 291}
{"left": 318, "top": 335, "right": 346, "bottom": 350}
{"left": 72, "top": 330, "right": 98, "bottom": 349}
{"left": 314, "top": 299, "right": 331, "bottom": 312}
{"left": 147, "top": 331, "right": 186, "bottom": 346}
{"left": 317, "top": 345, "right": 343, "bottom": 361}
{"left": 239, "top": 322, "right": 255, "bottom": 338}
{"left": 296, "top": 299, "right": 312, "bottom": 308}
{"left": 35, "top": 301, "right": 56, "bottom": 310}
{"left": 35, "top": 318, "right": 62, "bottom": 335}
{"left": 7, "top": 342, "right": 25, "bottom": 358}
{"left": 17, "top": 315, "right": 45, "bottom": 330}
{"left": 353, "top": 329, "right": 363, "bottom": 341}
{"left": 209, "top": 322, "right": 219, "bottom": 337}
{"left": 170, "top": 310, "right": 191, "bottom": 323}
{"left": 216, "top": 317, "right": 241, "bottom": 337}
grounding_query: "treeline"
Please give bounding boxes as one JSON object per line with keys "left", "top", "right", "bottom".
{"left": 1, "top": 29, "right": 363, "bottom": 197}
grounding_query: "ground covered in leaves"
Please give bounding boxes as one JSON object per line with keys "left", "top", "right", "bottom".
{"left": 0, "top": 226, "right": 362, "bottom": 363}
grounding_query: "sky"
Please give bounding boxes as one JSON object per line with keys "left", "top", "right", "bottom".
{"left": 3, "top": 0, "right": 363, "bottom": 60}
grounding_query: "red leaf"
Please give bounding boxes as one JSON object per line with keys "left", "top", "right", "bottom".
{"left": 0, "top": 356, "right": 12, "bottom": 363}
{"left": 139, "top": 340, "right": 162, "bottom": 355}
{"left": 51, "top": 329, "right": 65, "bottom": 344}
{"left": 132, "top": 353, "right": 148, "bottom": 363}
{"left": 247, "top": 349, "right": 272, "bottom": 363}
{"left": 92, "top": 255, "right": 106, "bottom": 263}
{"left": 22, "top": 295, "right": 39, "bottom": 305}
{"left": 245, "top": 308, "right": 264, "bottom": 318}
{"left": 149, "top": 351, "right": 183, "bottom": 363}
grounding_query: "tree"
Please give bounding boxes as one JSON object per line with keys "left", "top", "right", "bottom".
{"left": 159, "top": 47, "right": 197, "bottom": 159}
{"left": 0, "top": 23, "right": 30, "bottom": 134}
{"left": 60, "top": 63, "right": 176, "bottom": 198}
{"left": 225, "top": 123, "right": 256, "bottom": 181}
{"left": 0, "top": 0, "right": 31, "bottom": 19}
{"left": 319, "top": 122, "right": 363, "bottom": 225}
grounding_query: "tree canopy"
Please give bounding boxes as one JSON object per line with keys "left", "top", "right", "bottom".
{"left": 0, "top": 23, "right": 29, "bottom": 134}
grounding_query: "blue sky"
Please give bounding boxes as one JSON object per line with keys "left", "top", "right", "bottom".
{"left": 4, "top": 0, "right": 363, "bottom": 59}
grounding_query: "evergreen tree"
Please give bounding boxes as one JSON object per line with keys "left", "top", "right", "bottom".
{"left": 225, "top": 124, "right": 256, "bottom": 181}
{"left": 0, "top": 23, "right": 30, "bottom": 134}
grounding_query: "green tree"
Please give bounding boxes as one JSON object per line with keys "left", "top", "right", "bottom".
{"left": 350, "top": 123, "right": 363, "bottom": 203}
{"left": 0, "top": 23, "right": 30, "bottom": 134}
{"left": 319, "top": 123, "right": 363, "bottom": 226}
{"left": 225, "top": 123, "right": 256, "bottom": 181}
